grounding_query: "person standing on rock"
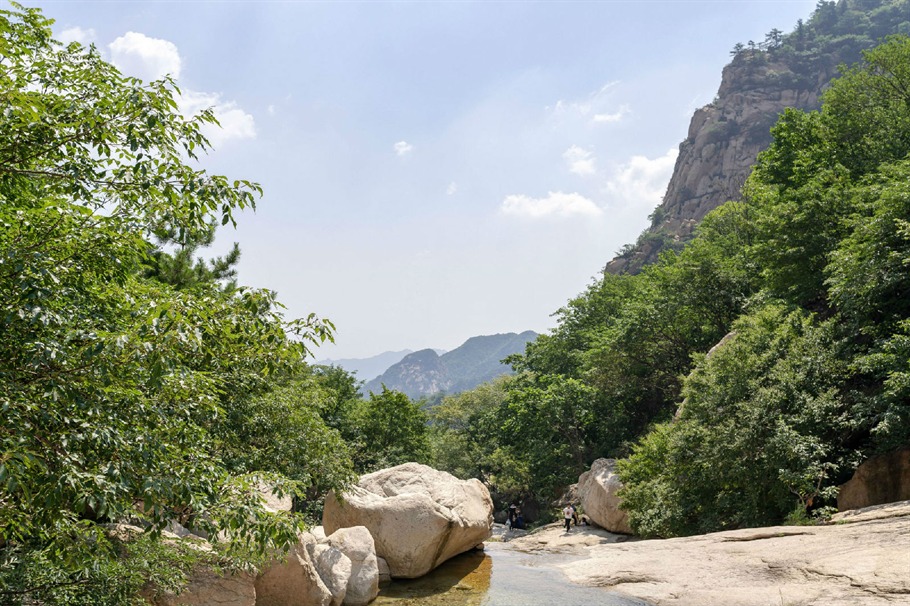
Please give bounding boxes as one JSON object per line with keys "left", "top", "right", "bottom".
{"left": 508, "top": 503, "right": 518, "bottom": 529}
{"left": 563, "top": 504, "right": 574, "bottom": 532}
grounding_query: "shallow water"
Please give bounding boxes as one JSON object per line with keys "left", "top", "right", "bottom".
{"left": 373, "top": 542, "right": 651, "bottom": 606}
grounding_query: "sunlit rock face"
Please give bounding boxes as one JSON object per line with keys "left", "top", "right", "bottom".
{"left": 577, "top": 458, "right": 633, "bottom": 535}
{"left": 838, "top": 447, "right": 910, "bottom": 511}
{"left": 323, "top": 463, "right": 493, "bottom": 579}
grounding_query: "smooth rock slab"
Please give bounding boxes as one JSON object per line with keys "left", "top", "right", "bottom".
{"left": 323, "top": 463, "right": 493, "bottom": 578}
{"left": 560, "top": 501, "right": 910, "bottom": 606}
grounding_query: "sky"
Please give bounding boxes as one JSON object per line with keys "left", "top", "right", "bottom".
{"left": 39, "top": 0, "right": 818, "bottom": 359}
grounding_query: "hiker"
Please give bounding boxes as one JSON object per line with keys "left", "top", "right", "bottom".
{"left": 514, "top": 510, "right": 525, "bottom": 530}
{"left": 572, "top": 504, "right": 579, "bottom": 526}
{"left": 563, "top": 504, "right": 573, "bottom": 532}
{"left": 508, "top": 503, "right": 518, "bottom": 529}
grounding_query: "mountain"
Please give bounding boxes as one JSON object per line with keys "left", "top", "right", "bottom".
{"left": 316, "top": 350, "right": 414, "bottom": 382}
{"left": 364, "top": 331, "right": 538, "bottom": 399}
{"left": 606, "top": 0, "right": 910, "bottom": 275}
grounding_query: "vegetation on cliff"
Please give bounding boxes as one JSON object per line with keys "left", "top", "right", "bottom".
{"left": 429, "top": 35, "right": 910, "bottom": 535}
{"left": 609, "top": 0, "right": 910, "bottom": 274}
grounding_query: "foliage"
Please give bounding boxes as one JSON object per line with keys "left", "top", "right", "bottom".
{"left": 352, "top": 387, "right": 431, "bottom": 472}
{"left": 427, "top": 36, "right": 910, "bottom": 536}
{"left": 618, "top": 35, "right": 910, "bottom": 536}
{"left": 619, "top": 305, "right": 856, "bottom": 536}
{"left": 0, "top": 4, "right": 340, "bottom": 602}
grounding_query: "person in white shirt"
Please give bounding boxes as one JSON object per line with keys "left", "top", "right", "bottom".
{"left": 563, "top": 504, "right": 574, "bottom": 532}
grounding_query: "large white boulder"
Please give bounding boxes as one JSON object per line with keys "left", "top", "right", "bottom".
{"left": 323, "top": 463, "right": 493, "bottom": 578}
{"left": 324, "top": 526, "right": 380, "bottom": 605}
{"left": 254, "top": 533, "right": 333, "bottom": 606}
{"left": 577, "top": 458, "right": 633, "bottom": 535}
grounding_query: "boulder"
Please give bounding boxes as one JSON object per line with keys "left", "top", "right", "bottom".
{"left": 577, "top": 458, "right": 632, "bottom": 535}
{"left": 324, "top": 526, "right": 380, "bottom": 605}
{"left": 254, "top": 533, "right": 332, "bottom": 606}
{"left": 838, "top": 447, "right": 910, "bottom": 511}
{"left": 323, "top": 463, "right": 493, "bottom": 578}
{"left": 310, "top": 544, "right": 352, "bottom": 606}
{"left": 145, "top": 569, "right": 255, "bottom": 606}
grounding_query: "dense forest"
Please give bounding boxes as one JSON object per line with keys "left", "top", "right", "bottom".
{"left": 429, "top": 32, "right": 910, "bottom": 535}
{"left": 2, "top": 0, "right": 910, "bottom": 603}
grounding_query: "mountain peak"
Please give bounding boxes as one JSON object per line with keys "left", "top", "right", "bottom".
{"left": 364, "top": 331, "right": 538, "bottom": 399}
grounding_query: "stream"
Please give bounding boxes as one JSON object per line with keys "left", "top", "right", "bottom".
{"left": 373, "top": 541, "right": 652, "bottom": 606}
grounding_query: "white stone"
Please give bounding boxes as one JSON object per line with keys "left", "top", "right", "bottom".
{"left": 312, "top": 544, "right": 352, "bottom": 606}
{"left": 323, "top": 463, "right": 493, "bottom": 578}
{"left": 324, "top": 526, "right": 380, "bottom": 606}
{"left": 577, "top": 458, "right": 632, "bottom": 535}
{"left": 254, "top": 537, "right": 332, "bottom": 606}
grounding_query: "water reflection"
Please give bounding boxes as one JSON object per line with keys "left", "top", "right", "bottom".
{"left": 374, "top": 549, "right": 490, "bottom": 606}
{"left": 374, "top": 543, "right": 650, "bottom": 606}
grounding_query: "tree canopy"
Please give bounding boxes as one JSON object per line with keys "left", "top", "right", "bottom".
{"left": 0, "top": 5, "right": 345, "bottom": 602}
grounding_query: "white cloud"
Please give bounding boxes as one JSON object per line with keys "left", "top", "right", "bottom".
{"left": 550, "top": 81, "right": 622, "bottom": 119}
{"left": 501, "top": 191, "right": 602, "bottom": 219}
{"left": 58, "top": 26, "right": 96, "bottom": 46}
{"left": 563, "top": 145, "right": 596, "bottom": 176}
{"left": 446, "top": 182, "right": 457, "bottom": 195}
{"left": 179, "top": 90, "right": 256, "bottom": 146}
{"left": 394, "top": 141, "right": 413, "bottom": 156}
{"left": 109, "top": 32, "right": 181, "bottom": 81}
{"left": 604, "top": 148, "right": 678, "bottom": 212}
{"left": 593, "top": 104, "right": 631, "bottom": 124}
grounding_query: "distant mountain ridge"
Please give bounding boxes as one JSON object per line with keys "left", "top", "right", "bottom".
{"left": 364, "top": 331, "right": 538, "bottom": 399}
{"left": 317, "top": 349, "right": 415, "bottom": 382}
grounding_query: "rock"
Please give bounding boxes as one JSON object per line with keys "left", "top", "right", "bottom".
{"left": 257, "top": 481, "right": 293, "bottom": 513}
{"left": 560, "top": 501, "right": 910, "bottom": 606}
{"left": 145, "top": 569, "right": 255, "bottom": 606}
{"left": 553, "top": 483, "right": 579, "bottom": 508}
{"left": 376, "top": 557, "right": 391, "bottom": 585}
{"left": 323, "top": 463, "right": 493, "bottom": 578}
{"left": 254, "top": 535, "right": 332, "bottom": 606}
{"left": 324, "top": 526, "right": 380, "bottom": 605}
{"left": 577, "top": 458, "right": 632, "bottom": 535}
{"left": 838, "top": 447, "right": 910, "bottom": 511}
{"left": 603, "top": 31, "right": 895, "bottom": 275}
{"left": 311, "top": 525, "right": 327, "bottom": 541}
{"left": 311, "top": 544, "right": 352, "bottom": 606}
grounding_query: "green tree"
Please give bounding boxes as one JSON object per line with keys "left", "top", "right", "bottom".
{"left": 0, "top": 5, "right": 335, "bottom": 602}
{"left": 353, "top": 387, "right": 430, "bottom": 471}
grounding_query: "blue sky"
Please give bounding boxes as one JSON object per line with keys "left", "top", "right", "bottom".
{"left": 41, "top": 0, "right": 817, "bottom": 359}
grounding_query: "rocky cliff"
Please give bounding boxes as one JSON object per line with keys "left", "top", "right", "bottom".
{"left": 607, "top": 0, "right": 910, "bottom": 274}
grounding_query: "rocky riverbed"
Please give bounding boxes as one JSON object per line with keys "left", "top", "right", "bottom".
{"left": 506, "top": 500, "right": 910, "bottom": 606}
